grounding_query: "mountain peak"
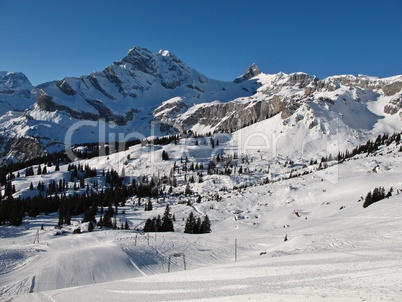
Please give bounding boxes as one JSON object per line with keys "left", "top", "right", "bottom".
{"left": 126, "top": 46, "right": 152, "bottom": 56}
{"left": 159, "top": 49, "right": 171, "bottom": 57}
{"left": 234, "top": 63, "right": 261, "bottom": 83}
{"left": 0, "top": 71, "right": 32, "bottom": 93}
{"left": 120, "top": 46, "right": 156, "bottom": 74}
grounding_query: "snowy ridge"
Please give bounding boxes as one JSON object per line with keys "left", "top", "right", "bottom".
{"left": 0, "top": 47, "right": 402, "bottom": 162}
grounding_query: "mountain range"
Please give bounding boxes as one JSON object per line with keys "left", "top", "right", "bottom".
{"left": 1, "top": 47, "right": 402, "bottom": 301}
{"left": 1, "top": 46, "right": 402, "bottom": 162}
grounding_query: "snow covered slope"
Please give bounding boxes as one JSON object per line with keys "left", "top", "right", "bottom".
{"left": 1, "top": 136, "right": 401, "bottom": 301}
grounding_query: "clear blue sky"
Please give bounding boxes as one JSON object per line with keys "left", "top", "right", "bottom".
{"left": 0, "top": 0, "right": 401, "bottom": 85}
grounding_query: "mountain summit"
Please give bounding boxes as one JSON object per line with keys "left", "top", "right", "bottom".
{"left": 0, "top": 46, "right": 401, "bottom": 162}
{"left": 234, "top": 63, "right": 261, "bottom": 83}
{"left": 0, "top": 71, "right": 32, "bottom": 94}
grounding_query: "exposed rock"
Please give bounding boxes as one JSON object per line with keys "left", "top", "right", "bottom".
{"left": 165, "top": 95, "right": 289, "bottom": 133}
{"left": 121, "top": 46, "right": 157, "bottom": 74}
{"left": 88, "top": 76, "right": 116, "bottom": 100}
{"left": 153, "top": 99, "right": 189, "bottom": 117}
{"left": 56, "top": 79, "right": 76, "bottom": 95}
{"left": 37, "top": 90, "right": 135, "bottom": 125}
{"left": 1, "top": 136, "right": 45, "bottom": 162}
{"left": 382, "top": 81, "right": 402, "bottom": 96}
{"left": 234, "top": 64, "right": 261, "bottom": 83}
{"left": 384, "top": 95, "right": 402, "bottom": 115}
{"left": 286, "top": 73, "right": 318, "bottom": 88}
{"left": 37, "top": 90, "right": 58, "bottom": 111}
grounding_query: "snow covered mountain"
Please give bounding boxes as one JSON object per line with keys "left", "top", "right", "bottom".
{"left": 0, "top": 71, "right": 35, "bottom": 115}
{"left": 35, "top": 46, "right": 255, "bottom": 124}
{"left": 0, "top": 47, "right": 258, "bottom": 162}
{"left": 0, "top": 46, "right": 402, "bottom": 163}
{"left": 1, "top": 47, "right": 402, "bottom": 301}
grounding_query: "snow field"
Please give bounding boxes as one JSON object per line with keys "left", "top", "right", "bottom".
{"left": 1, "top": 108, "right": 402, "bottom": 301}
{"left": 1, "top": 140, "right": 402, "bottom": 301}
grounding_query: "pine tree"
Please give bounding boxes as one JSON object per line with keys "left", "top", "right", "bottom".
{"left": 8, "top": 198, "right": 24, "bottom": 226}
{"left": 185, "top": 183, "right": 192, "bottom": 196}
{"left": 144, "top": 218, "right": 154, "bottom": 232}
{"left": 155, "top": 215, "right": 162, "bottom": 231}
{"left": 363, "top": 192, "right": 372, "bottom": 208}
{"left": 124, "top": 220, "right": 129, "bottom": 230}
{"left": 161, "top": 204, "right": 174, "bottom": 232}
{"left": 194, "top": 217, "right": 201, "bottom": 234}
{"left": 162, "top": 150, "right": 169, "bottom": 161}
{"left": 200, "top": 215, "right": 211, "bottom": 233}
{"left": 65, "top": 204, "right": 71, "bottom": 225}
{"left": 184, "top": 212, "right": 196, "bottom": 234}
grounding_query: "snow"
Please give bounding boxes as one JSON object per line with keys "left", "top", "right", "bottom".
{"left": 1, "top": 130, "right": 402, "bottom": 301}
{"left": 1, "top": 48, "right": 402, "bottom": 301}
{"left": 159, "top": 50, "right": 171, "bottom": 57}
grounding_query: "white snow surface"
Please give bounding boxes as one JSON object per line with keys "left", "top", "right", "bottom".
{"left": 1, "top": 131, "right": 402, "bottom": 301}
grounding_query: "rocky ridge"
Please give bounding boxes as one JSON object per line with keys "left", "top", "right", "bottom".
{"left": 0, "top": 47, "right": 402, "bottom": 162}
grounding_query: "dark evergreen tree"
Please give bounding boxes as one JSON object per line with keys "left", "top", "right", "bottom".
{"left": 194, "top": 217, "right": 201, "bottom": 234}
{"left": 161, "top": 204, "right": 174, "bottom": 232}
{"left": 144, "top": 218, "right": 154, "bottom": 232}
{"left": 88, "top": 221, "right": 94, "bottom": 232}
{"left": 8, "top": 197, "right": 24, "bottom": 226}
{"left": 162, "top": 150, "right": 169, "bottom": 161}
{"left": 185, "top": 183, "right": 192, "bottom": 196}
{"left": 210, "top": 138, "right": 215, "bottom": 148}
{"left": 184, "top": 212, "right": 196, "bottom": 234}
{"left": 147, "top": 199, "right": 153, "bottom": 211}
{"left": 200, "top": 215, "right": 211, "bottom": 233}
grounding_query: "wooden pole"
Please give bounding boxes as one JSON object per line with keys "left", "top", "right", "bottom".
{"left": 235, "top": 238, "right": 237, "bottom": 262}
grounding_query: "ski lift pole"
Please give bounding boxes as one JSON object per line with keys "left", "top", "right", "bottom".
{"left": 235, "top": 238, "right": 237, "bottom": 262}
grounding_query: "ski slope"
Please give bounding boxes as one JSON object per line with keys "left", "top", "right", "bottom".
{"left": 1, "top": 140, "right": 402, "bottom": 301}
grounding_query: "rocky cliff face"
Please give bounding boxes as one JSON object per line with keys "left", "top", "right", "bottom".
{"left": 384, "top": 95, "right": 402, "bottom": 115}
{"left": 234, "top": 64, "right": 261, "bottom": 83}
{"left": 305, "top": 75, "right": 402, "bottom": 97}
{"left": 154, "top": 71, "right": 402, "bottom": 136}
{"left": 162, "top": 95, "right": 287, "bottom": 133}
